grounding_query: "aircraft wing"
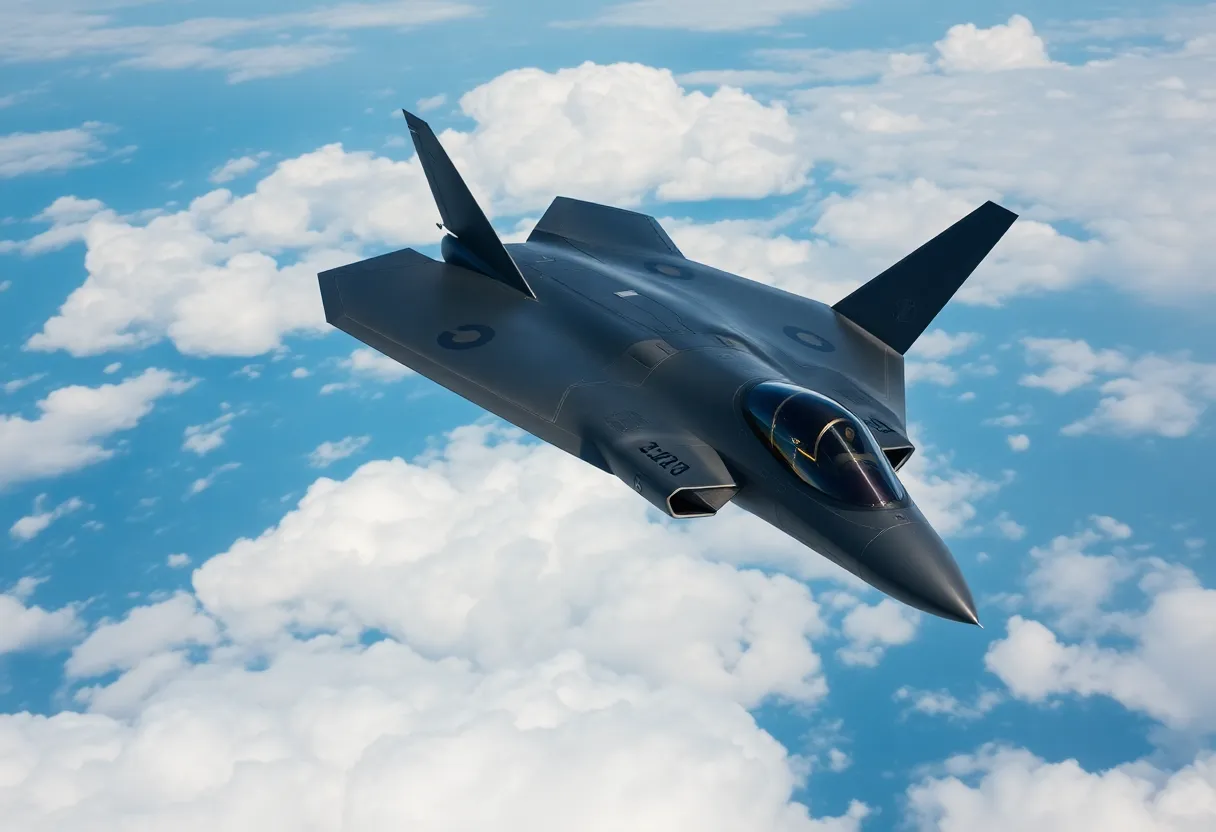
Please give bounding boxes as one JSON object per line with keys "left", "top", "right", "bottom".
{"left": 318, "top": 248, "right": 606, "bottom": 445}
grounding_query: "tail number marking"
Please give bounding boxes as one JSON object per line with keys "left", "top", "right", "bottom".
{"left": 638, "top": 442, "right": 691, "bottom": 476}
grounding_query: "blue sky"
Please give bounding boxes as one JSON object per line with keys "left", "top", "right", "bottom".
{"left": 2, "top": 1, "right": 1215, "bottom": 829}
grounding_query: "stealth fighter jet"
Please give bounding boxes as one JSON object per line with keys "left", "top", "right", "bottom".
{"left": 318, "top": 110, "right": 1018, "bottom": 625}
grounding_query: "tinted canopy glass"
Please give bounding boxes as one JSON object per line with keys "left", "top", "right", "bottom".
{"left": 744, "top": 381, "right": 906, "bottom": 508}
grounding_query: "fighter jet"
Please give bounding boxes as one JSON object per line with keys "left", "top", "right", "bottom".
{"left": 318, "top": 110, "right": 1018, "bottom": 625}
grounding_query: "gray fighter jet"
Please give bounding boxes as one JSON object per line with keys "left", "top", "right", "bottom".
{"left": 318, "top": 110, "right": 1018, "bottom": 625}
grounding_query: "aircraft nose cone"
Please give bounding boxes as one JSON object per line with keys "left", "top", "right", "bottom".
{"left": 859, "top": 521, "right": 980, "bottom": 625}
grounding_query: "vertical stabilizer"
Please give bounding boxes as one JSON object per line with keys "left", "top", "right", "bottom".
{"left": 402, "top": 109, "right": 536, "bottom": 299}
{"left": 832, "top": 201, "right": 1017, "bottom": 354}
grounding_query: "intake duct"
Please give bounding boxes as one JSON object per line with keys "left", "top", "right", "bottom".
{"left": 596, "top": 433, "right": 738, "bottom": 519}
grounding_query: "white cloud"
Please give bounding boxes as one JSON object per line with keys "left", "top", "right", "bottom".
{"left": 985, "top": 517, "right": 1216, "bottom": 732}
{"left": 187, "top": 462, "right": 240, "bottom": 496}
{"left": 0, "top": 369, "right": 194, "bottom": 489}
{"left": 339, "top": 347, "right": 413, "bottom": 382}
{"left": 194, "top": 424, "right": 831, "bottom": 708}
{"left": 308, "top": 435, "right": 371, "bottom": 468}
{"left": 893, "top": 686, "right": 1002, "bottom": 721}
{"left": 826, "top": 747, "right": 851, "bottom": 772}
{"left": 896, "top": 439, "right": 1005, "bottom": 537}
{"left": 785, "top": 28, "right": 1216, "bottom": 302}
{"left": 1020, "top": 338, "right": 1216, "bottom": 437}
{"left": 290, "top": 366, "right": 311, "bottom": 378}
{"left": 66, "top": 593, "right": 219, "bottom": 679}
{"left": 102, "top": 361, "right": 120, "bottom": 374}
{"left": 906, "top": 362, "right": 959, "bottom": 387}
{"left": 1006, "top": 433, "right": 1030, "bottom": 452}
{"left": 1, "top": 644, "right": 868, "bottom": 830}
{"left": 907, "top": 745, "right": 1216, "bottom": 831}
{"left": 208, "top": 152, "right": 267, "bottom": 183}
{"left": 840, "top": 104, "right": 925, "bottom": 133}
{"left": 0, "top": 423, "right": 880, "bottom": 830}
{"left": 0, "top": 590, "right": 81, "bottom": 655}
{"left": 573, "top": 0, "right": 850, "bottom": 32}
{"left": 415, "top": 92, "right": 446, "bottom": 112}
{"left": 182, "top": 407, "right": 237, "bottom": 455}
{"left": 992, "top": 512, "right": 1026, "bottom": 541}
{"left": 935, "top": 15, "right": 1054, "bottom": 73}
{"left": 9, "top": 495, "right": 84, "bottom": 541}
{"left": 837, "top": 598, "right": 919, "bottom": 667}
{"left": 912, "top": 331, "right": 981, "bottom": 361}
{"left": 0, "top": 2, "right": 480, "bottom": 82}
{"left": 1018, "top": 516, "right": 1138, "bottom": 632}
{"left": 0, "top": 123, "right": 111, "bottom": 178}
{"left": 166, "top": 553, "right": 191, "bottom": 568}
{"left": 3, "top": 373, "right": 46, "bottom": 393}
{"left": 1020, "top": 337, "right": 1130, "bottom": 394}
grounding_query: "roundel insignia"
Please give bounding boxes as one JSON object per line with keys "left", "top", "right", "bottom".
{"left": 644, "top": 261, "right": 692, "bottom": 280}
{"left": 437, "top": 324, "right": 495, "bottom": 350}
{"left": 783, "top": 325, "right": 835, "bottom": 352}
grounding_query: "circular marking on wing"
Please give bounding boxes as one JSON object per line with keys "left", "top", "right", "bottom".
{"left": 782, "top": 325, "right": 836, "bottom": 352}
{"left": 644, "top": 260, "right": 692, "bottom": 280}
{"left": 437, "top": 324, "right": 495, "bottom": 350}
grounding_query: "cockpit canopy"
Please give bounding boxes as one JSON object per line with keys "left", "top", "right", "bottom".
{"left": 743, "top": 381, "right": 907, "bottom": 509}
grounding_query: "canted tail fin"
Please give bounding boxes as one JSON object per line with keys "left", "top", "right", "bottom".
{"left": 402, "top": 109, "right": 536, "bottom": 299}
{"left": 832, "top": 201, "right": 1017, "bottom": 354}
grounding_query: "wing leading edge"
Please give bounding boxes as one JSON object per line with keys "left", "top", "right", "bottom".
{"left": 832, "top": 201, "right": 1018, "bottom": 355}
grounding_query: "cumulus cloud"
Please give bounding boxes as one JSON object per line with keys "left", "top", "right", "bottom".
{"left": 0, "top": 424, "right": 885, "bottom": 830}
{"left": 308, "top": 435, "right": 371, "bottom": 467}
{"left": 194, "top": 424, "right": 831, "bottom": 707}
{"left": 1006, "top": 434, "right": 1030, "bottom": 452}
{"left": 907, "top": 745, "right": 1216, "bottom": 831}
{"left": 66, "top": 593, "right": 219, "bottom": 679}
{"left": 934, "top": 15, "right": 1054, "bottom": 73}
{"left": 1020, "top": 515, "right": 1138, "bottom": 631}
{"left": 784, "top": 25, "right": 1216, "bottom": 302}
{"left": 1020, "top": 338, "right": 1216, "bottom": 437}
{"left": 2, "top": 644, "right": 869, "bottom": 830}
{"left": 903, "top": 330, "right": 982, "bottom": 387}
{"left": 24, "top": 62, "right": 806, "bottom": 358}
{"left": 0, "top": 589, "right": 81, "bottom": 655}
{"left": 912, "top": 331, "right": 981, "bottom": 361}
{"left": 837, "top": 598, "right": 919, "bottom": 666}
{"left": 9, "top": 494, "right": 84, "bottom": 541}
{"left": 0, "top": 123, "right": 111, "bottom": 178}
{"left": 0, "top": 369, "right": 194, "bottom": 489}
{"left": 985, "top": 518, "right": 1216, "bottom": 733}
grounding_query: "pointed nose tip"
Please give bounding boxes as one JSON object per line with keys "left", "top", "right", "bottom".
{"left": 859, "top": 521, "right": 980, "bottom": 626}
